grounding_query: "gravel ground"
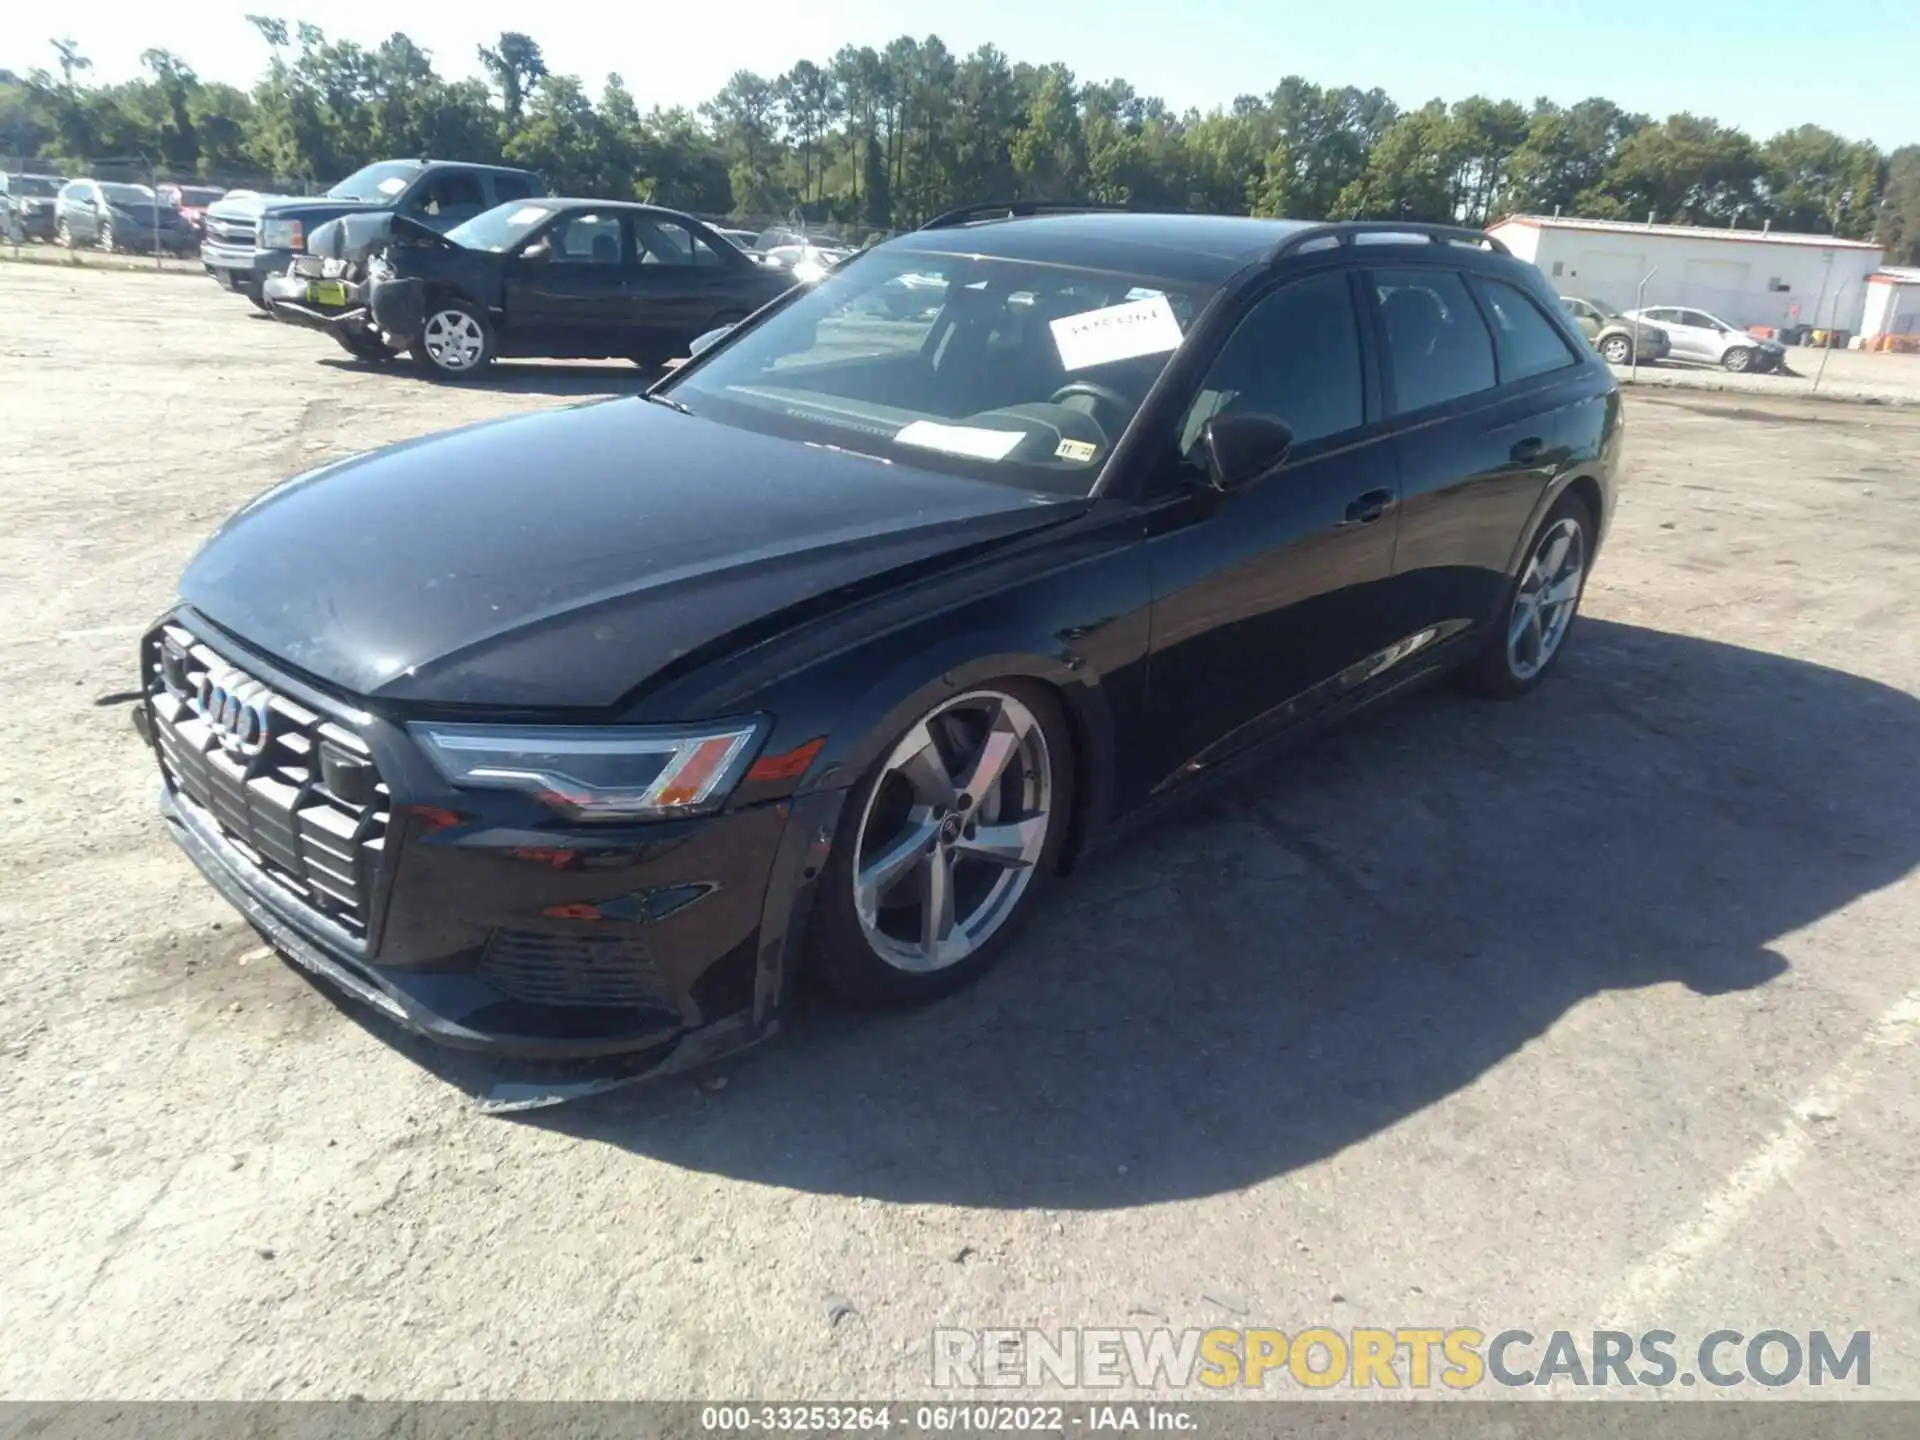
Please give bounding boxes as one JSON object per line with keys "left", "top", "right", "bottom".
{"left": 2, "top": 265, "right": 1918, "bottom": 1402}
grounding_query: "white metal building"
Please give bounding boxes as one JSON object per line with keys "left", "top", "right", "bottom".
{"left": 1487, "top": 214, "right": 1884, "bottom": 335}
{"left": 1862, "top": 267, "right": 1920, "bottom": 339}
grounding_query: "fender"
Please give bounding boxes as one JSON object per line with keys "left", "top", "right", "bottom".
{"left": 803, "top": 637, "right": 1120, "bottom": 866}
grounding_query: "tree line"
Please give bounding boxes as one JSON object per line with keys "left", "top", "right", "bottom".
{"left": 4, "top": 23, "right": 1917, "bottom": 261}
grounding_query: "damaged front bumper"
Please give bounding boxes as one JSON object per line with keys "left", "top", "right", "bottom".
{"left": 263, "top": 270, "right": 426, "bottom": 352}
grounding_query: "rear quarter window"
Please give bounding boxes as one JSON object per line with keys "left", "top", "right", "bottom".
{"left": 1475, "top": 277, "right": 1582, "bottom": 382}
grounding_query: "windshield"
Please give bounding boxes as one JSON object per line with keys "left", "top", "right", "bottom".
{"left": 446, "top": 201, "right": 554, "bottom": 253}
{"left": 663, "top": 251, "right": 1213, "bottom": 495}
{"left": 12, "top": 176, "right": 59, "bottom": 197}
{"left": 327, "top": 160, "right": 423, "bottom": 202}
{"left": 99, "top": 183, "right": 155, "bottom": 206}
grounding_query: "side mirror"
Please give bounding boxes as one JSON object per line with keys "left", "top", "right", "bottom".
{"left": 688, "top": 323, "right": 735, "bottom": 358}
{"left": 1199, "top": 411, "right": 1293, "bottom": 493}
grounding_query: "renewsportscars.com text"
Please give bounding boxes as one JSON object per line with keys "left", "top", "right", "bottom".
{"left": 931, "top": 1327, "right": 1871, "bottom": 1390}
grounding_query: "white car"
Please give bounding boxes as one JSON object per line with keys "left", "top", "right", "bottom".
{"left": 1622, "top": 306, "right": 1787, "bottom": 373}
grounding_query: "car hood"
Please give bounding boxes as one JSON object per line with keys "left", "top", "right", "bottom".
{"left": 306, "top": 211, "right": 444, "bottom": 264}
{"left": 207, "top": 193, "right": 381, "bottom": 221}
{"left": 179, "top": 400, "right": 1084, "bottom": 709}
{"left": 108, "top": 203, "right": 185, "bottom": 228}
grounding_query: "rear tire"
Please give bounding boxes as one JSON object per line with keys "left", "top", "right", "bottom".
{"left": 808, "top": 679, "right": 1074, "bottom": 1007}
{"left": 57, "top": 219, "right": 73, "bottom": 249}
{"left": 1464, "top": 492, "right": 1593, "bottom": 699}
{"left": 409, "top": 299, "right": 494, "bottom": 378}
{"left": 98, "top": 220, "right": 115, "bottom": 254}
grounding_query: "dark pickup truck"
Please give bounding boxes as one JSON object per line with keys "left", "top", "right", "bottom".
{"left": 263, "top": 197, "right": 798, "bottom": 376}
{"left": 201, "top": 158, "right": 544, "bottom": 306}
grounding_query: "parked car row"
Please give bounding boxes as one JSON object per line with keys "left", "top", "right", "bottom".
{"left": 4, "top": 172, "right": 229, "bottom": 254}
{"left": 188, "top": 154, "right": 869, "bottom": 378}
{"left": 1558, "top": 293, "right": 1789, "bottom": 374}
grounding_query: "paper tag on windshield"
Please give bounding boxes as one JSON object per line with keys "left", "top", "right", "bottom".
{"left": 377, "top": 176, "right": 408, "bottom": 196}
{"left": 506, "top": 206, "right": 547, "bottom": 225}
{"left": 895, "top": 421, "right": 1025, "bottom": 461}
{"left": 1050, "top": 294, "right": 1184, "bottom": 372}
{"left": 1054, "top": 438, "right": 1098, "bottom": 463}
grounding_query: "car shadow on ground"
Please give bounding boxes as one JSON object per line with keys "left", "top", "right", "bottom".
{"left": 315, "top": 356, "right": 663, "bottom": 398}
{"left": 313, "top": 618, "right": 1920, "bottom": 1207}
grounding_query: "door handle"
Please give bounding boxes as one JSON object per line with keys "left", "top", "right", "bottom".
{"left": 1510, "top": 436, "right": 1547, "bottom": 465}
{"left": 1342, "top": 489, "right": 1395, "bottom": 526}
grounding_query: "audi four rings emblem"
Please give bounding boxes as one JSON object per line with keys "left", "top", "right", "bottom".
{"left": 195, "top": 667, "right": 273, "bottom": 758}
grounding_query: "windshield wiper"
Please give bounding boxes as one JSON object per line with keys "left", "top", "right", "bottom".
{"left": 641, "top": 392, "right": 693, "bottom": 416}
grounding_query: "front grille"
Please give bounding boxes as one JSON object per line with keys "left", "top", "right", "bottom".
{"left": 145, "top": 624, "right": 389, "bottom": 946}
{"left": 203, "top": 214, "right": 256, "bottom": 250}
{"left": 479, "top": 930, "right": 674, "bottom": 1010}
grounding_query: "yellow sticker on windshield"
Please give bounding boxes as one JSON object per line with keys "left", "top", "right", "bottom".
{"left": 1054, "top": 439, "right": 1098, "bottom": 463}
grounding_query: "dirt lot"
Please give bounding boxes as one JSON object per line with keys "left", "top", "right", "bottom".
{"left": 3, "top": 264, "right": 1918, "bottom": 1400}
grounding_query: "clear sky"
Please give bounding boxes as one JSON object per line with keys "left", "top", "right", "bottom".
{"left": 5, "top": 0, "right": 1915, "bottom": 149}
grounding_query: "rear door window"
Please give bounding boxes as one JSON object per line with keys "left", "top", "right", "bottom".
{"left": 1474, "top": 277, "right": 1582, "bottom": 382}
{"left": 492, "top": 173, "right": 538, "bottom": 202}
{"left": 1371, "top": 268, "right": 1497, "bottom": 414}
{"left": 410, "top": 171, "right": 487, "bottom": 220}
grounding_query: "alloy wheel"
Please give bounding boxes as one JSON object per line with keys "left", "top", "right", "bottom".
{"left": 1724, "top": 347, "right": 1754, "bottom": 372}
{"left": 851, "top": 689, "right": 1054, "bottom": 973}
{"left": 1507, "top": 517, "right": 1585, "bottom": 681}
{"left": 1600, "top": 336, "right": 1632, "bottom": 365}
{"left": 99, "top": 221, "right": 115, "bottom": 254}
{"left": 422, "top": 309, "right": 485, "bottom": 372}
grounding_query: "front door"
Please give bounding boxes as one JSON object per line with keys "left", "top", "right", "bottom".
{"left": 501, "top": 209, "right": 629, "bottom": 356}
{"left": 1141, "top": 267, "right": 1400, "bottom": 794}
{"left": 1659, "top": 308, "right": 1720, "bottom": 363}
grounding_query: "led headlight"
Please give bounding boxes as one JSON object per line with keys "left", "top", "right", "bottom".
{"left": 260, "top": 218, "right": 305, "bottom": 251}
{"left": 409, "top": 720, "right": 766, "bottom": 822}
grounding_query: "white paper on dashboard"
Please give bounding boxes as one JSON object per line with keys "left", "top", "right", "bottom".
{"left": 894, "top": 421, "right": 1026, "bottom": 460}
{"left": 1050, "top": 294, "right": 1184, "bottom": 371}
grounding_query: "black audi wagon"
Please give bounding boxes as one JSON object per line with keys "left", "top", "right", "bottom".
{"left": 136, "top": 206, "right": 1622, "bottom": 1102}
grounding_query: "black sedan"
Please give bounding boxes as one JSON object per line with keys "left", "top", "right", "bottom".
{"left": 263, "top": 198, "right": 796, "bottom": 377}
{"left": 137, "top": 209, "right": 1621, "bottom": 1105}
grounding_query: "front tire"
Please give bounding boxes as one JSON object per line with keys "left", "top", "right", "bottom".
{"left": 1465, "top": 493, "right": 1592, "bottom": 699}
{"left": 809, "top": 680, "right": 1074, "bottom": 1007}
{"left": 1599, "top": 334, "right": 1633, "bottom": 365}
{"left": 1722, "top": 346, "right": 1755, "bottom": 373}
{"left": 410, "top": 300, "right": 494, "bottom": 378}
{"left": 335, "top": 329, "right": 396, "bottom": 363}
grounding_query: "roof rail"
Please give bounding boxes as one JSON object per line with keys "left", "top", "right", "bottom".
{"left": 918, "top": 200, "right": 1131, "bottom": 232}
{"left": 1267, "top": 220, "right": 1510, "bottom": 264}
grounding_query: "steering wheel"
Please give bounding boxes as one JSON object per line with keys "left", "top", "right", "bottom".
{"left": 1048, "top": 381, "right": 1133, "bottom": 428}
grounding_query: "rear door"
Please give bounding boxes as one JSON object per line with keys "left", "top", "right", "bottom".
{"left": 1141, "top": 266, "right": 1402, "bottom": 790}
{"left": 1371, "top": 264, "right": 1587, "bottom": 644}
{"left": 624, "top": 216, "right": 745, "bottom": 358}
{"left": 499, "top": 208, "right": 629, "bottom": 356}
